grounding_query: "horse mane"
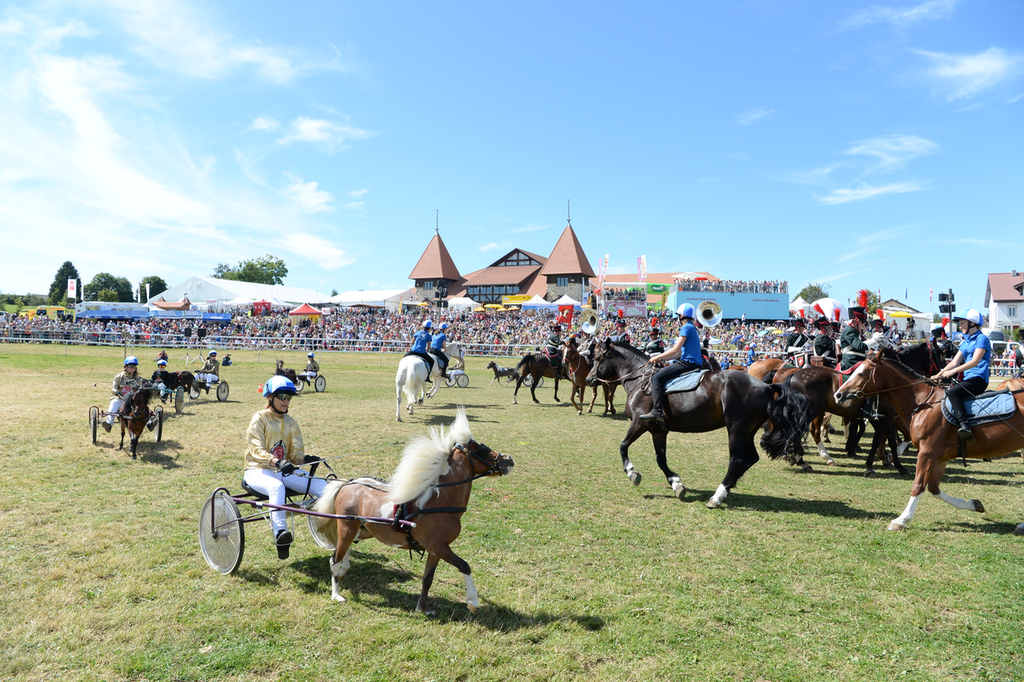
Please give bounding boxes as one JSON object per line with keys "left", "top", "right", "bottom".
{"left": 387, "top": 408, "right": 473, "bottom": 507}
{"left": 875, "top": 349, "right": 928, "bottom": 382}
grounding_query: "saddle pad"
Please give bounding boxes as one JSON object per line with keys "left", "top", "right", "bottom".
{"left": 942, "top": 390, "right": 1016, "bottom": 426}
{"left": 665, "top": 369, "right": 709, "bottom": 394}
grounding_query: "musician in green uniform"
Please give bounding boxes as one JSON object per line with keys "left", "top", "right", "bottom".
{"left": 784, "top": 318, "right": 811, "bottom": 367}
{"left": 812, "top": 317, "right": 838, "bottom": 369}
{"left": 840, "top": 307, "right": 870, "bottom": 371}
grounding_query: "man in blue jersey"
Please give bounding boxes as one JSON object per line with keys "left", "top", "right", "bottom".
{"left": 408, "top": 319, "right": 435, "bottom": 380}
{"left": 429, "top": 322, "right": 450, "bottom": 379}
{"left": 640, "top": 303, "right": 704, "bottom": 424}
{"left": 935, "top": 309, "right": 992, "bottom": 442}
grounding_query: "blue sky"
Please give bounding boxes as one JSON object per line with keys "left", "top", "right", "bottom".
{"left": 1, "top": 0, "right": 1021, "bottom": 316}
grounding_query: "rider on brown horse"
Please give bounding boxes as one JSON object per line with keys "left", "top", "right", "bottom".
{"left": 784, "top": 318, "right": 811, "bottom": 367}
{"left": 544, "top": 323, "right": 564, "bottom": 373}
{"left": 640, "top": 303, "right": 703, "bottom": 424}
{"left": 812, "top": 316, "right": 838, "bottom": 368}
{"left": 643, "top": 326, "right": 665, "bottom": 357}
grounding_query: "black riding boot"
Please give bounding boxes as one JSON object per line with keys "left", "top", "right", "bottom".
{"left": 640, "top": 390, "right": 665, "bottom": 423}
{"left": 953, "top": 411, "right": 974, "bottom": 442}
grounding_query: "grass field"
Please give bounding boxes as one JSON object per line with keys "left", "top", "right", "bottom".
{"left": 2, "top": 344, "right": 1024, "bottom": 682}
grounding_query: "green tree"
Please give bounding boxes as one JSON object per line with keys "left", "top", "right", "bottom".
{"left": 97, "top": 288, "right": 119, "bottom": 302}
{"left": 219, "top": 255, "right": 288, "bottom": 285}
{"left": 794, "top": 283, "right": 830, "bottom": 304}
{"left": 139, "top": 275, "right": 168, "bottom": 300}
{"left": 331, "top": 289, "right": 339, "bottom": 297}
{"left": 84, "top": 273, "right": 134, "bottom": 302}
{"left": 48, "top": 261, "right": 81, "bottom": 305}
{"left": 211, "top": 263, "right": 234, "bottom": 279}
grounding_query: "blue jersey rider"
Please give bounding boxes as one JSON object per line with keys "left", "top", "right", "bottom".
{"left": 408, "top": 319, "right": 436, "bottom": 381}
{"left": 640, "top": 303, "right": 703, "bottom": 424}
{"left": 429, "top": 322, "right": 450, "bottom": 379}
{"left": 243, "top": 376, "right": 329, "bottom": 559}
{"left": 935, "top": 309, "right": 992, "bottom": 442}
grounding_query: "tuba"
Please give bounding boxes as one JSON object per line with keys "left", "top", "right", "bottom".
{"left": 696, "top": 300, "right": 723, "bottom": 327}
{"left": 579, "top": 308, "right": 601, "bottom": 335}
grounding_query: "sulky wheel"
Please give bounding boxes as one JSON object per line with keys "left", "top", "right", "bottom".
{"left": 307, "top": 513, "right": 336, "bottom": 551}
{"left": 314, "top": 375, "right": 326, "bottom": 392}
{"left": 174, "top": 387, "right": 184, "bottom": 414}
{"left": 294, "top": 378, "right": 305, "bottom": 392}
{"left": 445, "top": 375, "right": 456, "bottom": 388}
{"left": 154, "top": 406, "right": 164, "bottom": 442}
{"left": 189, "top": 385, "right": 200, "bottom": 400}
{"left": 199, "top": 490, "right": 245, "bottom": 574}
{"left": 457, "top": 373, "right": 469, "bottom": 388}
{"left": 89, "top": 406, "right": 99, "bottom": 444}
{"left": 216, "top": 381, "right": 230, "bottom": 402}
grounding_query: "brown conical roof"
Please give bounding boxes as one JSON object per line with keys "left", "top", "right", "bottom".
{"left": 408, "top": 232, "right": 461, "bottom": 281}
{"left": 538, "top": 223, "right": 595, "bottom": 277}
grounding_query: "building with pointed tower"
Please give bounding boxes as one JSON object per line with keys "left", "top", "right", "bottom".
{"left": 407, "top": 229, "right": 462, "bottom": 305}
{"left": 406, "top": 219, "right": 595, "bottom": 307}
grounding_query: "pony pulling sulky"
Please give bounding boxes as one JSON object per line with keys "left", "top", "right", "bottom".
{"left": 313, "top": 409, "right": 514, "bottom": 613}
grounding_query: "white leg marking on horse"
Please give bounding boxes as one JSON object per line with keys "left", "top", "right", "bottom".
{"left": 707, "top": 484, "right": 728, "bottom": 508}
{"left": 464, "top": 573, "right": 479, "bottom": 613}
{"left": 933, "top": 491, "right": 982, "bottom": 511}
{"left": 816, "top": 442, "right": 835, "bottom": 464}
{"left": 669, "top": 476, "right": 686, "bottom": 500}
{"left": 896, "top": 441, "right": 912, "bottom": 458}
{"left": 889, "top": 494, "right": 922, "bottom": 530}
{"left": 330, "top": 552, "right": 351, "bottom": 602}
{"left": 625, "top": 463, "right": 641, "bottom": 486}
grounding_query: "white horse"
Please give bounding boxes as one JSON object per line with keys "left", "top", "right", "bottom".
{"left": 395, "top": 343, "right": 467, "bottom": 421}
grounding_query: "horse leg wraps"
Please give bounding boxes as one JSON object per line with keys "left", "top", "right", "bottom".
{"left": 463, "top": 573, "right": 478, "bottom": 613}
{"left": 330, "top": 552, "right": 351, "bottom": 603}
{"left": 816, "top": 442, "right": 835, "bottom": 464}
{"left": 707, "top": 484, "right": 729, "bottom": 509}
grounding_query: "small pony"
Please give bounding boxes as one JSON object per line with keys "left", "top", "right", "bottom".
{"left": 118, "top": 388, "right": 155, "bottom": 459}
{"left": 275, "top": 359, "right": 298, "bottom": 383}
{"left": 313, "top": 409, "right": 514, "bottom": 614}
{"left": 486, "top": 361, "right": 516, "bottom": 386}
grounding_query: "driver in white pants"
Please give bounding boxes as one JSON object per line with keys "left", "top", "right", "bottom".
{"left": 105, "top": 356, "right": 145, "bottom": 431}
{"left": 299, "top": 351, "right": 319, "bottom": 383}
{"left": 243, "top": 376, "right": 329, "bottom": 559}
{"left": 197, "top": 350, "right": 220, "bottom": 385}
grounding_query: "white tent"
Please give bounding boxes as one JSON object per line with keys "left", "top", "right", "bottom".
{"left": 552, "top": 294, "right": 581, "bottom": 307}
{"left": 521, "top": 295, "right": 559, "bottom": 310}
{"left": 225, "top": 296, "right": 255, "bottom": 306}
{"left": 151, "top": 276, "right": 332, "bottom": 306}
{"left": 328, "top": 290, "right": 408, "bottom": 307}
{"left": 789, "top": 296, "right": 810, "bottom": 314}
{"left": 809, "top": 297, "right": 848, "bottom": 322}
{"left": 447, "top": 297, "right": 479, "bottom": 312}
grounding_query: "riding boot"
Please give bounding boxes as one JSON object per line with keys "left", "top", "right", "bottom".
{"left": 957, "top": 421, "right": 975, "bottom": 442}
{"left": 275, "top": 529, "right": 293, "bottom": 560}
{"left": 640, "top": 392, "right": 665, "bottom": 423}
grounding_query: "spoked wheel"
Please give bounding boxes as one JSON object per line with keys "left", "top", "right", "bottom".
{"left": 89, "top": 406, "right": 99, "bottom": 444}
{"left": 174, "top": 387, "right": 184, "bottom": 414}
{"left": 314, "top": 375, "right": 326, "bottom": 392}
{"left": 216, "top": 381, "right": 230, "bottom": 402}
{"left": 189, "top": 385, "right": 200, "bottom": 400}
{"left": 445, "top": 375, "right": 456, "bottom": 388}
{"left": 199, "top": 491, "right": 245, "bottom": 574}
{"left": 523, "top": 374, "right": 533, "bottom": 387}
{"left": 154, "top": 406, "right": 164, "bottom": 442}
{"left": 295, "top": 378, "right": 305, "bottom": 393}
{"left": 307, "top": 513, "right": 336, "bottom": 551}
{"left": 456, "top": 373, "right": 469, "bottom": 388}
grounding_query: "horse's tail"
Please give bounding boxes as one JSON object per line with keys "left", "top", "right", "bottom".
{"left": 760, "top": 384, "right": 813, "bottom": 460}
{"left": 515, "top": 354, "right": 533, "bottom": 373}
{"left": 397, "top": 357, "right": 420, "bottom": 402}
{"left": 312, "top": 480, "right": 346, "bottom": 546}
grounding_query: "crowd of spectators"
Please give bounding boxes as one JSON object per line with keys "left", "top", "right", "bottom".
{"left": 673, "top": 278, "right": 788, "bottom": 294}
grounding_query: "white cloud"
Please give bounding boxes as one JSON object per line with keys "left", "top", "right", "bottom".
{"left": 348, "top": 189, "right": 369, "bottom": 198}
{"left": 283, "top": 233, "right": 355, "bottom": 270}
{"left": 841, "top": 0, "right": 957, "bottom": 30}
{"left": 277, "top": 116, "right": 374, "bottom": 152}
{"left": 479, "top": 242, "right": 506, "bottom": 252}
{"left": 0, "top": 19, "right": 26, "bottom": 35}
{"left": 844, "top": 134, "right": 937, "bottom": 173}
{"left": 818, "top": 182, "right": 927, "bottom": 204}
{"left": 916, "top": 48, "right": 1023, "bottom": 101}
{"left": 777, "top": 164, "right": 843, "bottom": 186}
{"left": 343, "top": 201, "right": 365, "bottom": 211}
{"left": 511, "top": 223, "right": 548, "bottom": 233}
{"left": 283, "top": 172, "right": 334, "bottom": 214}
{"left": 252, "top": 116, "right": 280, "bottom": 131}
{"left": 736, "top": 107, "right": 774, "bottom": 125}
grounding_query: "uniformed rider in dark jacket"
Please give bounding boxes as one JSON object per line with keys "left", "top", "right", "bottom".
{"left": 840, "top": 307, "right": 870, "bottom": 372}
{"left": 644, "top": 327, "right": 665, "bottom": 358}
{"left": 812, "top": 317, "right": 838, "bottom": 369}
{"left": 608, "top": 319, "right": 630, "bottom": 345}
{"left": 545, "top": 324, "right": 564, "bottom": 371}
{"left": 785, "top": 318, "right": 811, "bottom": 367}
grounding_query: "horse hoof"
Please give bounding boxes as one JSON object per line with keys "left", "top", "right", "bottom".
{"left": 628, "top": 470, "right": 642, "bottom": 486}
{"left": 577, "top": 410, "right": 582, "bottom": 416}
{"left": 864, "top": 469, "right": 877, "bottom": 478}
{"left": 1014, "top": 522, "right": 1024, "bottom": 536}
{"left": 886, "top": 521, "right": 906, "bottom": 531}
{"left": 971, "top": 499, "right": 985, "bottom": 513}
{"left": 801, "top": 464, "right": 814, "bottom": 473}
{"left": 467, "top": 603, "right": 478, "bottom": 614}
{"left": 707, "top": 498, "right": 722, "bottom": 509}
{"left": 825, "top": 459, "right": 836, "bottom": 466}
{"left": 672, "top": 483, "right": 686, "bottom": 500}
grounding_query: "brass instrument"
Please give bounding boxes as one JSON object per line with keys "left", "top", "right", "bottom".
{"left": 696, "top": 300, "right": 723, "bottom": 327}
{"left": 579, "top": 308, "right": 601, "bottom": 335}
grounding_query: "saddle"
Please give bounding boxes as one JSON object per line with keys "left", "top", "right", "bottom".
{"left": 837, "top": 362, "right": 863, "bottom": 384}
{"left": 405, "top": 351, "right": 435, "bottom": 373}
{"left": 941, "top": 390, "right": 1017, "bottom": 427}
{"left": 665, "top": 369, "right": 709, "bottom": 394}
{"left": 543, "top": 348, "right": 562, "bottom": 370}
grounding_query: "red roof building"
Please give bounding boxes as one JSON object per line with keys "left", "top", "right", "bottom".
{"left": 985, "top": 270, "right": 1024, "bottom": 334}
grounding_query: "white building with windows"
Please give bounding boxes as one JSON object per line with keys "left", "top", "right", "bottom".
{"left": 984, "top": 271, "right": 1023, "bottom": 336}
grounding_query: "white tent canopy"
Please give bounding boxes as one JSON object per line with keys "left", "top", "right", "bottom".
{"left": 809, "top": 297, "right": 848, "bottom": 322}
{"left": 447, "top": 297, "right": 479, "bottom": 312}
{"left": 328, "top": 289, "right": 408, "bottom": 307}
{"left": 552, "top": 294, "right": 581, "bottom": 307}
{"left": 521, "top": 295, "right": 559, "bottom": 310}
{"left": 151, "top": 276, "right": 332, "bottom": 306}
{"left": 789, "top": 296, "right": 810, "bottom": 313}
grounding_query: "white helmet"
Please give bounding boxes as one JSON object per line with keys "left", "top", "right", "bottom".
{"left": 956, "top": 309, "right": 983, "bottom": 326}
{"left": 156, "top": 359, "right": 167, "bottom": 366}
{"left": 422, "top": 319, "right": 432, "bottom": 328}
{"left": 263, "top": 376, "right": 297, "bottom": 397}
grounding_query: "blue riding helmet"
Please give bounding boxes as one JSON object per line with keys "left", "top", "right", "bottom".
{"left": 263, "top": 376, "right": 298, "bottom": 397}
{"left": 124, "top": 356, "right": 139, "bottom": 366}
{"left": 156, "top": 359, "right": 167, "bottom": 366}
{"left": 422, "top": 320, "right": 432, "bottom": 328}
{"left": 677, "top": 303, "right": 696, "bottom": 319}
{"left": 955, "top": 309, "right": 983, "bottom": 326}
{"left": 307, "top": 351, "right": 315, "bottom": 358}
{"left": 440, "top": 323, "right": 448, "bottom": 330}
{"left": 208, "top": 350, "right": 217, "bottom": 357}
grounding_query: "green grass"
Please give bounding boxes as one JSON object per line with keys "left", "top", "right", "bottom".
{"left": 2, "top": 344, "right": 1023, "bottom": 681}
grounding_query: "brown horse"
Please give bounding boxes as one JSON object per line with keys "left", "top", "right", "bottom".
{"left": 312, "top": 410, "right": 514, "bottom": 613}
{"left": 747, "top": 357, "right": 783, "bottom": 382}
{"left": 118, "top": 388, "right": 154, "bottom": 459}
{"left": 835, "top": 350, "right": 1024, "bottom": 531}
{"left": 275, "top": 359, "right": 298, "bottom": 383}
{"left": 586, "top": 340, "right": 812, "bottom": 507}
{"left": 512, "top": 350, "right": 564, "bottom": 404}
{"left": 564, "top": 338, "right": 616, "bottom": 415}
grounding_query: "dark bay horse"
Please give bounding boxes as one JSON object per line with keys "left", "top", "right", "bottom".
{"left": 275, "top": 359, "right": 298, "bottom": 383}
{"left": 512, "top": 350, "right": 564, "bottom": 405}
{"left": 564, "top": 338, "right": 616, "bottom": 415}
{"left": 118, "top": 388, "right": 154, "bottom": 459}
{"left": 586, "top": 340, "right": 812, "bottom": 507}
{"left": 313, "top": 410, "right": 514, "bottom": 613}
{"left": 835, "top": 350, "right": 1024, "bottom": 531}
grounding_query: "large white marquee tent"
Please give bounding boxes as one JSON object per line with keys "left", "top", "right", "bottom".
{"left": 152, "top": 276, "right": 333, "bottom": 307}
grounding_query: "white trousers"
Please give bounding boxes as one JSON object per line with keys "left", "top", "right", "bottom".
{"left": 197, "top": 373, "right": 219, "bottom": 383}
{"left": 242, "top": 468, "right": 329, "bottom": 532}
{"left": 106, "top": 397, "right": 124, "bottom": 424}
{"left": 299, "top": 371, "right": 316, "bottom": 379}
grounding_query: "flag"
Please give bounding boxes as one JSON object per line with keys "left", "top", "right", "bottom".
{"left": 146, "top": 283, "right": 151, "bottom": 302}
{"left": 636, "top": 257, "right": 643, "bottom": 283}
{"left": 929, "top": 286, "right": 933, "bottom": 302}
{"left": 67, "top": 278, "right": 76, "bottom": 300}
{"left": 639, "top": 255, "right": 647, "bottom": 283}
